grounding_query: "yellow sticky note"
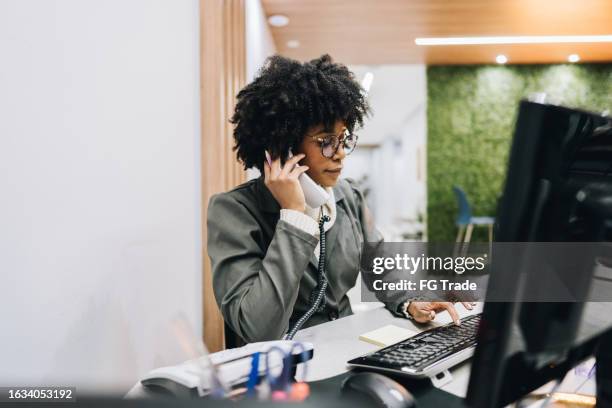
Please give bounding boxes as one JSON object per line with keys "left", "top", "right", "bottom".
{"left": 359, "top": 325, "right": 417, "bottom": 347}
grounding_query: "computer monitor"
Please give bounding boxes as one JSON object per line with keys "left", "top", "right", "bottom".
{"left": 466, "top": 100, "right": 612, "bottom": 407}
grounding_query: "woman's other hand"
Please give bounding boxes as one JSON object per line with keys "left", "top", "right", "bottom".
{"left": 407, "top": 301, "right": 476, "bottom": 325}
{"left": 263, "top": 151, "right": 310, "bottom": 212}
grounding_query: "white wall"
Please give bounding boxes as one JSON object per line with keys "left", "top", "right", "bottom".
{"left": 345, "top": 65, "right": 428, "bottom": 240}
{"left": 246, "top": 0, "right": 277, "bottom": 82}
{"left": 0, "top": 0, "right": 202, "bottom": 393}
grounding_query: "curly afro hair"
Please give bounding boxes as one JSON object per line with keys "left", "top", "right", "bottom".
{"left": 231, "top": 54, "right": 370, "bottom": 171}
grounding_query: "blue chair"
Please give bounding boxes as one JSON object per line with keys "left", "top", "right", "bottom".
{"left": 452, "top": 186, "right": 495, "bottom": 253}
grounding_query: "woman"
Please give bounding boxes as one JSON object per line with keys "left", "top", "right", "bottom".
{"left": 207, "top": 54, "right": 469, "bottom": 344}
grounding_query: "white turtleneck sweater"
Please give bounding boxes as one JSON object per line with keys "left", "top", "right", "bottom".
{"left": 279, "top": 187, "right": 336, "bottom": 259}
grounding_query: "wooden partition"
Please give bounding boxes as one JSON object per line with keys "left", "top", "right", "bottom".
{"left": 200, "top": 0, "right": 246, "bottom": 352}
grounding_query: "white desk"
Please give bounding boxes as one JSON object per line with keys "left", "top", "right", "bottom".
{"left": 294, "top": 303, "right": 482, "bottom": 398}
{"left": 126, "top": 303, "right": 482, "bottom": 399}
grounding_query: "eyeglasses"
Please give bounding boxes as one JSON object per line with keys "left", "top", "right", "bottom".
{"left": 309, "top": 129, "right": 359, "bottom": 158}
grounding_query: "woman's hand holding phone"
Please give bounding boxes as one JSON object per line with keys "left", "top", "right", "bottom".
{"left": 264, "top": 151, "right": 310, "bottom": 213}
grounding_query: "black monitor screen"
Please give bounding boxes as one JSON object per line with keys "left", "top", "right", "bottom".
{"left": 466, "top": 100, "right": 612, "bottom": 407}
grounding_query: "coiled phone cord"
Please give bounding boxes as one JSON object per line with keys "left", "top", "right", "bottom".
{"left": 284, "top": 213, "right": 331, "bottom": 340}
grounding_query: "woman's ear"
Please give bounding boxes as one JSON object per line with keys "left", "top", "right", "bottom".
{"left": 293, "top": 138, "right": 307, "bottom": 156}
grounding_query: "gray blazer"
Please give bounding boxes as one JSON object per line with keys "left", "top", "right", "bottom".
{"left": 207, "top": 177, "right": 407, "bottom": 343}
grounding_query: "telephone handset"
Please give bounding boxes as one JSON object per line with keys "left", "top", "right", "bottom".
{"left": 265, "top": 150, "right": 330, "bottom": 208}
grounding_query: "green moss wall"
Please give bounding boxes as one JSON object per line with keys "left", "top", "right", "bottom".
{"left": 427, "top": 64, "right": 612, "bottom": 242}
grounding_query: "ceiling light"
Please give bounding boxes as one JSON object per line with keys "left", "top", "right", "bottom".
{"left": 267, "top": 14, "right": 289, "bottom": 27}
{"left": 496, "top": 55, "right": 508, "bottom": 64}
{"left": 415, "top": 35, "right": 612, "bottom": 46}
{"left": 286, "top": 40, "right": 300, "bottom": 48}
{"left": 568, "top": 54, "right": 580, "bottom": 63}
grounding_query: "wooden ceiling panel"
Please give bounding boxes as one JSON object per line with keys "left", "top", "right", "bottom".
{"left": 261, "top": 0, "right": 612, "bottom": 64}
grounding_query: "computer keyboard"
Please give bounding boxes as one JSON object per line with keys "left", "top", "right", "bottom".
{"left": 348, "top": 313, "right": 481, "bottom": 379}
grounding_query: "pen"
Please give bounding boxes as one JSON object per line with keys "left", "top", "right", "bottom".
{"left": 246, "top": 352, "right": 260, "bottom": 397}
